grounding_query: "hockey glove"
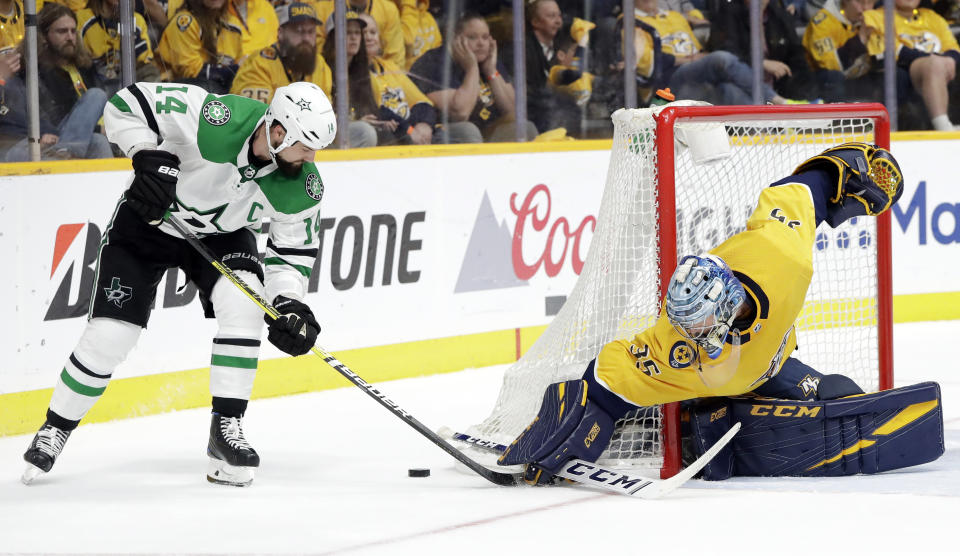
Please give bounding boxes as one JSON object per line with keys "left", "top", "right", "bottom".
{"left": 793, "top": 142, "right": 904, "bottom": 227}
{"left": 498, "top": 380, "right": 616, "bottom": 485}
{"left": 128, "top": 149, "right": 180, "bottom": 225}
{"left": 265, "top": 295, "right": 320, "bottom": 356}
{"left": 199, "top": 63, "right": 239, "bottom": 91}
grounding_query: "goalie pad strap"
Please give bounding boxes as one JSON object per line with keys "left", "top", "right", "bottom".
{"left": 690, "top": 382, "right": 944, "bottom": 480}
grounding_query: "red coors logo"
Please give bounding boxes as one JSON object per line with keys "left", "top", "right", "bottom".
{"left": 510, "top": 184, "right": 596, "bottom": 279}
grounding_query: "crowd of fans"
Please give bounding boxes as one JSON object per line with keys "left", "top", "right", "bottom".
{"left": 2, "top": 0, "right": 960, "bottom": 158}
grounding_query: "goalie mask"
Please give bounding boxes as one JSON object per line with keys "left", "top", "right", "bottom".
{"left": 665, "top": 254, "right": 746, "bottom": 358}
{"left": 265, "top": 82, "right": 337, "bottom": 156}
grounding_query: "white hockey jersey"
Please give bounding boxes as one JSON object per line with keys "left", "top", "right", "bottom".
{"left": 103, "top": 82, "right": 326, "bottom": 302}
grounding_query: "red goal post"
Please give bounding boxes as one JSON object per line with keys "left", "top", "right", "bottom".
{"left": 654, "top": 103, "right": 893, "bottom": 477}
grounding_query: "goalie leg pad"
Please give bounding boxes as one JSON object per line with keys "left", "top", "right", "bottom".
{"left": 498, "top": 380, "right": 616, "bottom": 485}
{"left": 792, "top": 142, "right": 904, "bottom": 227}
{"left": 691, "top": 382, "right": 944, "bottom": 480}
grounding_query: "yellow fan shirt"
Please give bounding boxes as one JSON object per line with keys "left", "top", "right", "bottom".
{"left": 230, "top": 43, "right": 333, "bottom": 103}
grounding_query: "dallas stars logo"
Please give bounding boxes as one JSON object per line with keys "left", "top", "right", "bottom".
{"left": 169, "top": 199, "right": 229, "bottom": 235}
{"left": 295, "top": 98, "right": 311, "bottom": 111}
{"left": 103, "top": 277, "right": 133, "bottom": 308}
{"left": 202, "top": 100, "right": 231, "bottom": 126}
{"left": 305, "top": 173, "right": 323, "bottom": 200}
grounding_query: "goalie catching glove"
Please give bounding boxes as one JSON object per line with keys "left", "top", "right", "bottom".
{"left": 128, "top": 149, "right": 180, "bottom": 225}
{"left": 793, "top": 142, "right": 903, "bottom": 227}
{"left": 498, "top": 380, "right": 616, "bottom": 485}
{"left": 265, "top": 296, "right": 320, "bottom": 356}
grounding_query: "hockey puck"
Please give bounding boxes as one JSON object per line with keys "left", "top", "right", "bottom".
{"left": 408, "top": 468, "right": 431, "bottom": 478}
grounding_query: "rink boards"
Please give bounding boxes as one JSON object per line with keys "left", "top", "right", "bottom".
{"left": 0, "top": 135, "right": 958, "bottom": 435}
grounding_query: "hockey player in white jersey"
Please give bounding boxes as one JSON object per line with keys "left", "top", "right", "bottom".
{"left": 22, "top": 81, "right": 337, "bottom": 487}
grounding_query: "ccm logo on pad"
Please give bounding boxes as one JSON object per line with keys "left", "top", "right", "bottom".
{"left": 158, "top": 166, "right": 180, "bottom": 177}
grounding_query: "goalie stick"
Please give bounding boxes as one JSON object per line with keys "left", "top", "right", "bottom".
{"left": 166, "top": 214, "right": 517, "bottom": 487}
{"left": 437, "top": 423, "right": 741, "bottom": 499}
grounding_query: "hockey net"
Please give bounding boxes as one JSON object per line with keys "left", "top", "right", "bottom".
{"left": 463, "top": 103, "right": 893, "bottom": 478}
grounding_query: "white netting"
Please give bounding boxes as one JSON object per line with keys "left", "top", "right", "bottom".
{"left": 465, "top": 104, "right": 883, "bottom": 470}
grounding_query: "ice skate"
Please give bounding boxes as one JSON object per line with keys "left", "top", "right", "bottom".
{"left": 206, "top": 413, "right": 259, "bottom": 487}
{"left": 22, "top": 421, "right": 72, "bottom": 485}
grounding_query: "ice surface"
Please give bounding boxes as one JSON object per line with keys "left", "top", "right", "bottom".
{"left": 0, "top": 321, "right": 956, "bottom": 554}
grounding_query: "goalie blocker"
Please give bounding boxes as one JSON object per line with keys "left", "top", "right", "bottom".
{"left": 689, "top": 382, "right": 944, "bottom": 480}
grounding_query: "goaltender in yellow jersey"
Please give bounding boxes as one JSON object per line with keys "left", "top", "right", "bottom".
{"left": 594, "top": 181, "right": 816, "bottom": 406}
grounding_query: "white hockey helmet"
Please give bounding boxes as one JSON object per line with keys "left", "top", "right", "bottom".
{"left": 265, "top": 82, "right": 337, "bottom": 154}
{"left": 665, "top": 254, "right": 746, "bottom": 357}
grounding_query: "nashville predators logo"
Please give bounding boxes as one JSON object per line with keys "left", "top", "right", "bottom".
{"left": 305, "top": 173, "right": 323, "bottom": 201}
{"left": 380, "top": 87, "right": 409, "bottom": 119}
{"left": 176, "top": 13, "right": 193, "bottom": 32}
{"left": 902, "top": 31, "right": 941, "bottom": 53}
{"left": 668, "top": 341, "right": 694, "bottom": 369}
{"left": 664, "top": 31, "right": 696, "bottom": 56}
{"left": 799, "top": 374, "right": 821, "bottom": 397}
{"left": 202, "top": 100, "right": 231, "bottom": 126}
{"left": 103, "top": 277, "right": 132, "bottom": 308}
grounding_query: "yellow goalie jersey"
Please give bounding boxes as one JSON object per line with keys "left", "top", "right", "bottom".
{"left": 230, "top": 44, "right": 333, "bottom": 103}
{"left": 863, "top": 7, "right": 960, "bottom": 58}
{"left": 594, "top": 182, "right": 817, "bottom": 406}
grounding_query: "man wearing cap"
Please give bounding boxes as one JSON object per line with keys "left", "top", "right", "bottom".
{"left": 231, "top": 2, "right": 333, "bottom": 103}
{"left": 314, "top": 0, "right": 404, "bottom": 68}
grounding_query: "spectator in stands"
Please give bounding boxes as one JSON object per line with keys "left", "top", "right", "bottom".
{"left": 410, "top": 12, "right": 538, "bottom": 143}
{"left": 0, "top": 0, "right": 31, "bottom": 52}
{"left": 708, "top": 0, "right": 822, "bottom": 102}
{"left": 315, "top": 0, "right": 404, "bottom": 68}
{"left": 549, "top": 32, "right": 594, "bottom": 109}
{"left": 802, "top": 0, "right": 876, "bottom": 103}
{"left": 633, "top": 0, "right": 806, "bottom": 105}
{"left": 660, "top": 0, "right": 709, "bottom": 42}
{"left": 522, "top": 0, "right": 584, "bottom": 135}
{"left": 231, "top": 2, "right": 332, "bottom": 102}
{"left": 399, "top": 0, "right": 441, "bottom": 70}
{"left": 863, "top": 0, "right": 960, "bottom": 130}
{"left": 159, "top": 0, "right": 243, "bottom": 93}
{"left": 78, "top": 0, "right": 163, "bottom": 96}
{"left": 357, "top": 12, "right": 436, "bottom": 145}
{"left": 167, "top": 0, "right": 278, "bottom": 57}
{"left": 0, "top": 0, "right": 23, "bottom": 86}
{"left": 0, "top": 3, "right": 112, "bottom": 161}
{"left": 320, "top": 10, "right": 431, "bottom": 146}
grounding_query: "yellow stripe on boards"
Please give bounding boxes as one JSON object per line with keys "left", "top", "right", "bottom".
{"left": 0, "top": 326, "right": 526, "bottom": 438}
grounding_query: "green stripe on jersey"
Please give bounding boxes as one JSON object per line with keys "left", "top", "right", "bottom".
{"left": 211, "top": 354, "right": 259, "bottom": 370}
{"left": 60, "top": 368, "right": 106, "bottom": 397}
{"left": 263, "top": 257, "right": 312, "bottom": 277}
{"left": 109, "top": 94, "right": 132, "bottom": 113}
{"left": 256, "top": 163, "right": 322, "bottom": 215}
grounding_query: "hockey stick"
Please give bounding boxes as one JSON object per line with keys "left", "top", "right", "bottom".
{"left": 438, "top": 423, "right": 741, "bottom": 499}
{"left": 165, "top": 214, "right": 517, "bottom": 486}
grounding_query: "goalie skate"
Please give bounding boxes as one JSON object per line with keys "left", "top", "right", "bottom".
{"left": 206, "top": 413, "right": 259, "bottom": 487}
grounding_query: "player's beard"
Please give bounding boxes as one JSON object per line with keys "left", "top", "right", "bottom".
{"left": 275, "top": 156, "right": 302, "bottom": 177}
{"left": 281, "top": 42, "right": 316, "bottom": 77}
